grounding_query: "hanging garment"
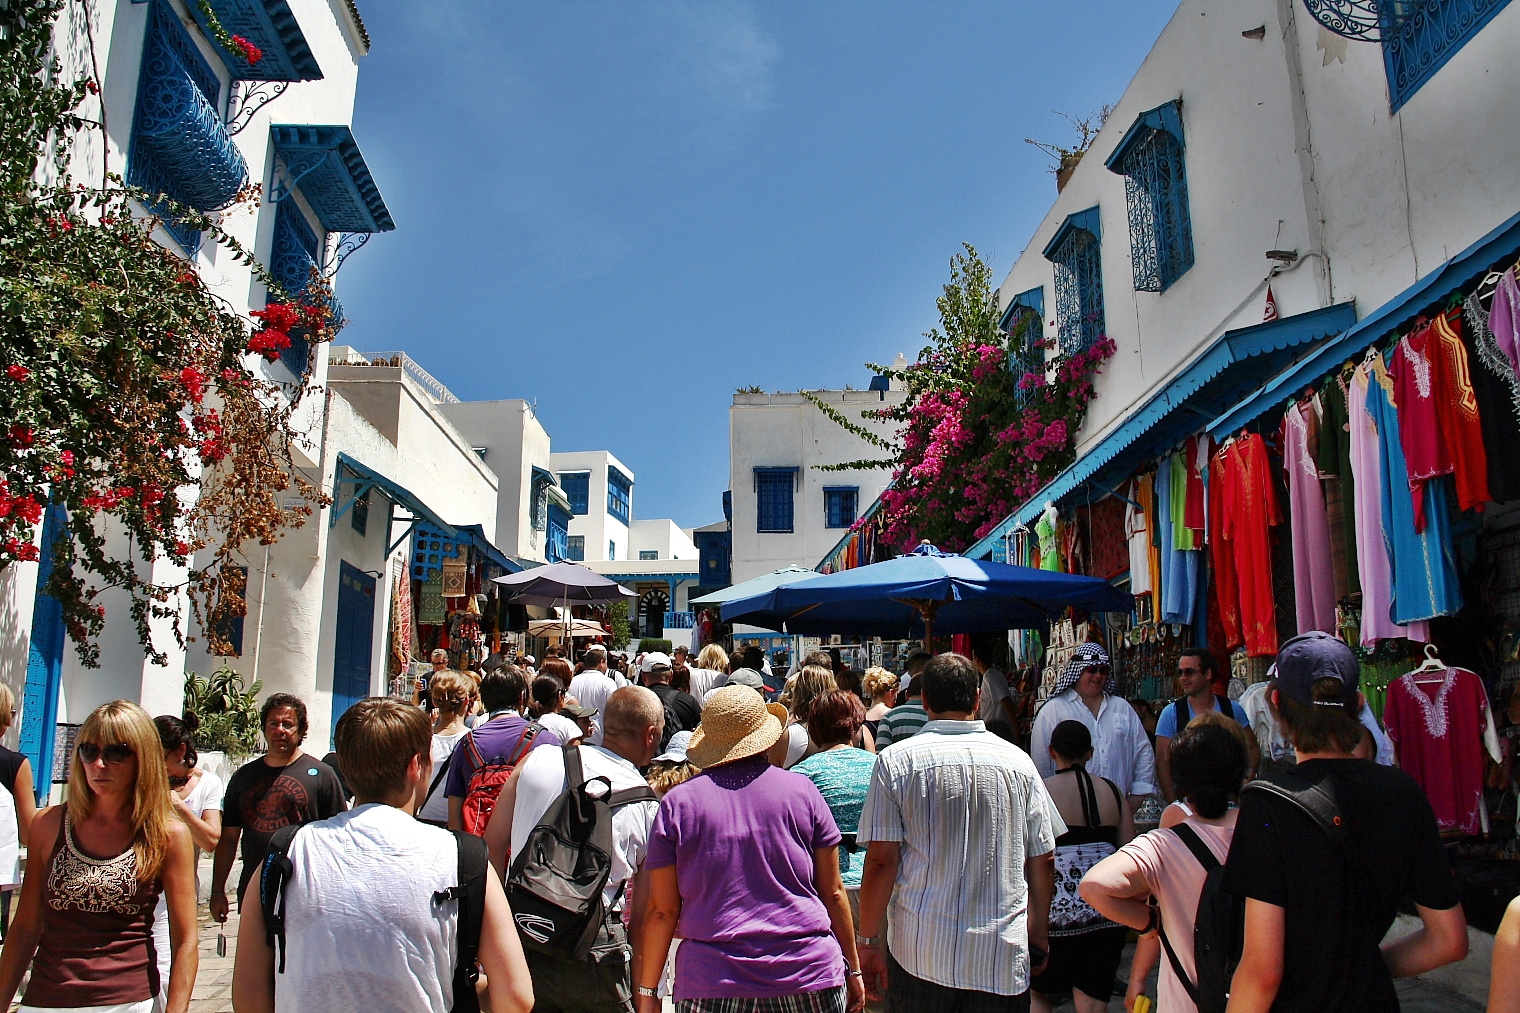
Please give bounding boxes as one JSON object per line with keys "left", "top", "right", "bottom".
{"left": 1184, "top": 436, "right": 1207, "bottom": 544}
{"left": 1219, "top": 433, "right": 1280, "bottom": 657}
{"left": 1491, "top": 268, "right": 1520, "bottom": 375}
{"left": 1281, "top": 403, "right": 1338, "bottom": 634}
{"left": 1383, "top": 668, "right": 1492, "bottom": 835}
{"left": 1426, "top": 310, "right": 1490, "bottom": 512}
{"left": 1088, "top": 495, "right": 1129, "bottom": 581}
{"left": 1389, "top": 325, "right": 1453, "bottom": 531}
{"left": 1208, "top": 448, "right": 1242, "bottom": 649}
{"left": 1366, "top": 355, "right": 1463, "bottom": 624}
{"left": 1314, "top": 376, "right": 1359, "bottom": 597}
{"left": 1461, "top": 292, "right": 1520, "bottom": 503}
{"left": 1138, "top": 472, "right": 1164, "bottom": 611}
{"left": 1125, "top": 479, "right": 1152, "bottom": 596}
{"left": 1036, "top": 505, "right": 1061, "bottom": 571}
{"left": 1169, "top": 451, "right": 1195, "bottom": 551}
{"left": 1157, "top": 455, "right": 1199, "bottom": 626}
{"left": 1347, "top": 367, "right": 1430, "bottom": 645}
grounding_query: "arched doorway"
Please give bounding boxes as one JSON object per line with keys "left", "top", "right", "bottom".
{"left": 637, "top": 589, "right": 669, "bottom": 640}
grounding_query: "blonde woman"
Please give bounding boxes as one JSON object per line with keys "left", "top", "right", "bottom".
{"left": 691, "top": 644, "right": 729, "bottom": 701}
{"left": 0, "top": 700, "right": 197, "bottom": 1013}
{"left": 772, "top": 665, "right": 838, "bottom": 768}
{"left": 860, "top": 667, "right": 898, "bottom": 752}
{"left": 415, "top": 669, "right": 474, "bottom": 826}
{"left": 0, "top": 685, "right": 37, "bottom": 898}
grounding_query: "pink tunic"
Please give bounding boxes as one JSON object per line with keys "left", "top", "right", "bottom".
{"left": 1383, "top": 668, "right": 1489, "bottom": 835}
{"left": 1389, "top": 328, "right": 1452, "bottom": 531}
{"left": 1282, "top": 404, "right": 1338, "bottom": 634}
{"left": 1492, "top": 268, "right": 1520, "bottom": 376}
{"left": 1347, "top": 370, "right": 1428, "bottom": 645}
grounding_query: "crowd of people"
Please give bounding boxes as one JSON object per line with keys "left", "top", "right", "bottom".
{"left": 1, "top": 630, "right": 1519, "bottom": 1012}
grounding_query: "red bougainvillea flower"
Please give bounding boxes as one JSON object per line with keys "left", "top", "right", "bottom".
{"left": 8, "top": 425, "right": 33, "bottom": 448}
{"left": 2, "top": 540, "right": 40, "bottom": 562}
{"left": 247, "top": 328, "right": 292, "bottom": 360}
{"left": 6, "top": 364, "right": 28, "bottom": 381}
{"left": 231, "top": 35, "right": 263, "bottom": 64}
{"left": 251, "top": 302, "right": 301, "bottom": 333}
{"left": 180, "top": 366, "right": 207, "bottom": 404}
{"left": 173, "top": 541, "right": 192, "bottom": 557}
{"left": 176, "top": 270, "right": 198, "bottom": 286}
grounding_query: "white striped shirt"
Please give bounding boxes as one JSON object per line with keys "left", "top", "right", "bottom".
{"left": 1031, "top": 690, "right": 1158, "bottom": 796}
{"left": 858, "top": 720, "right": 1064, "bottom": 996}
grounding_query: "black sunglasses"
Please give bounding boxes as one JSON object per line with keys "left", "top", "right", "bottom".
{"left": 77, "top": 742, "right": 134, "bottom": 765}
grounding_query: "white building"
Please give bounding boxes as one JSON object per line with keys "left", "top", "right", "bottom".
{"left": 966, "top": 0, "right": 1520, "bottom": 557}
{"left": 550, "top": 450, "right": 634, "bottom": 564}
{"left": 2, "top": 0, "right": 395, "bottom": 780}
{"left": 728, "top": 375, "right": 905, "bottom": 587}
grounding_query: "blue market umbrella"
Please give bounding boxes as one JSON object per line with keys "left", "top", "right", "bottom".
{"left": 720, "top": 543, "right": 1132, "bottom": 641}
{"left": 688, "top": 565, "right": 823, "bottom": 607}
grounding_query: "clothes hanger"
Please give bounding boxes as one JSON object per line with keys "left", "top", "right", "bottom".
{"left": 1411, "top": 643, "right": 1448, "bottom": 684}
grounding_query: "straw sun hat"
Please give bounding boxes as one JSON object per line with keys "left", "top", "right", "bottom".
{"left": 686, "top": 685, "right": 785, "bottom": 769}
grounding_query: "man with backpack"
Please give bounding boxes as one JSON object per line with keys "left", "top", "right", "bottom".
{"left": 447, "top": 666, "right": 563, "bottom": 834}
{"left": 1155, "top": 649, "right": 1250, "bottom": 801}
{"left": 484, "top": 686, "right": 664, "bottom": 1013}
{"left": 230, "top": 697, "right": 534, "bottom": 1013}
{"left": 1222, "top": 632, "right": 1469, "bottom": 1012}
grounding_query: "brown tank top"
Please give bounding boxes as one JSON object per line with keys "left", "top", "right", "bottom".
{"left": 22, "top": 812, "right": 162, "bottom": 1007}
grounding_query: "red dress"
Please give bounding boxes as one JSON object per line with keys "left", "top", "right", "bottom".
{"left": 1427, "top": 310, "right": 1490, "bottom": 513}
{"left": 1383, "top": 668, "right": 1490, "bottom": 835}
{"left": 1389, "top": 325, "right": 1453, "bottom": 531}
{"left": 1218, "top": 434, "right": 1280, "bottom": 657}
{"left": 1209, "top": 445, "right": 1242, "bottom": 649}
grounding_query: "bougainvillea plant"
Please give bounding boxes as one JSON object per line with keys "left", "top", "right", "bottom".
{"left": 196, "top": 0, "right": 263, "bottom": 65}
{"left": 810, "top": 244, "right": 1114, "bottom": 553}
{"left": 0, "top": 0, "right": 332, "bottom": 665}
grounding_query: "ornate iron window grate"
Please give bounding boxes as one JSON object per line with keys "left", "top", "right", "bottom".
{"left": 1380, "top": 0, "right": 1511, "bottom": 111}
{"left": 1117, "top": 127, "right": 1194, "bottom": 292}
{"left": 128, "top": 0, "right": 249, "bottom": 255}
{"left": 1006, "top": 306, "right": 1046, "bottom": 406}
{"left": 269, "top": 201, "right": 329, "bottom": 375}
{"left": 1050, "top": 228, "right": 1105, "bottom": 356}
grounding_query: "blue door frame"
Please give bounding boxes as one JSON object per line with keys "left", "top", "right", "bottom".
{"left": 331, "top": 561, "right": 376, "bottom": 736}
{"left": 20, "top": 503, "right": 68, "bottom": 803}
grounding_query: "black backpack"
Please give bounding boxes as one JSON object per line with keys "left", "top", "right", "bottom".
{"left": 261, "top": 823, "right": 489, "bottom": 1013}
{"left": 506, "top": 742, "right": 657, "bottom": 960}
{"left": 1169, "top": 694, "right": 1234, "bottom": 737}
{"left": 1159, "top": 770, "right": 1347, "bottom": 1013}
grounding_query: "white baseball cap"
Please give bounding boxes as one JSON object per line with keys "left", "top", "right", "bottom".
{"left": 640, "top": 652, "right": 673, "bottom": 673}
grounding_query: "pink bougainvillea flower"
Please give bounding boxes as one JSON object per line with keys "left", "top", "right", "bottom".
{"left": 6, "top": 364, "right": 29, "bottom": 381}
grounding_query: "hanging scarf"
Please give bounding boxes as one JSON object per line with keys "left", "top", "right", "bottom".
{"left": 1053, "top": 642, "right": 1117, "bottom": 697}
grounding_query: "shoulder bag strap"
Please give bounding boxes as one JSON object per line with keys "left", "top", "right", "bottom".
{"left": 1172, "top": 697, "right": 1190, "bottom": 736}
{"left": 440, "top": 831, "right": 487, "bottom": 1013}
{"left": 1217, "top": 693, "right": 1234, "bottom": 718}
{"left": 505, "top": 722, "right": 541, "bottom": 767}
{"left": 605, "top": 785, "right": 659, "bottom": 808}
{"left": 564, "top": 741, "right": 586, "bottom": 788}
{"left": 1169, "top": 822, "right": 1221, "bottom": 871}
{"left": 260, "top": 823, "right": 303, "bottom": 974}
{"left": 1157, "top": 910, "right": 1203, "bottom": 1007}
{"left": 1244, "top": 772, "right": 1348, "bottom": 846}
{"left": 424, "top": 745, "right": 454, "bottom": 807}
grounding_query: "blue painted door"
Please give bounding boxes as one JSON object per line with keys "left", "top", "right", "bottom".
{"left": 20, "top": 503, "right": 67, "bottom": 803}
{"left": 331, "top": 561, "right": 376, "bottom": 736}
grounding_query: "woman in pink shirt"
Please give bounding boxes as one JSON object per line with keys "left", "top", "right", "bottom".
{"left": 1079, "top": 723, "right": 1247, "bottom": 1013}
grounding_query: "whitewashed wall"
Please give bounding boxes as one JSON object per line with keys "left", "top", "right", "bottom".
{"left": 550, "top": 450, "right": 633, "bottom": 562}
{"left": 438, "top": 399, "right": 553, "bottom": 563}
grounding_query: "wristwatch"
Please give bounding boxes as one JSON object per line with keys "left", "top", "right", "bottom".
{"left": 855, "top": 933, "right": 879, "bottom": 947}
{"left": 635, "top": 986, "right": 658, "bottom": 998}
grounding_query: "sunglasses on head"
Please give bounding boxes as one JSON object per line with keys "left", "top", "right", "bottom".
{"left": 76, "top": 742, "right": 133, "bottom": 765}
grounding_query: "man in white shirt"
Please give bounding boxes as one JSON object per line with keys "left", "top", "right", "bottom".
{"left": 1030, "top": 642, "right": 1157, "bottom": 810}
{"left": 857, "top": 652, "right": 1062, "bottom": 1007}
{"left": 971, "top": 632, "right": 1016, "bottom": 737}
{"left": 232, "top": 697, "right": 533, "bottom": 1013}
{"left": 568, "top": 647, "right": 618, "bottom": 745}
{"left": 487, "top": 687, "right": 664, "bottom": 1013}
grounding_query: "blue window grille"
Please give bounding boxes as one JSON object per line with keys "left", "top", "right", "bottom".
{"left": 824, "top": 487, "right": 858, "bottom": 529}
{"left": 1380, "top": 0, "right": 1511, "bottom": 110}
{"left": 607, "top": 467, "right": 632, "bottom": 524}
{"left": 1044, "top": 208, "right": 1105, "bottom": 356}
{"left": 547, "top": 503, "right": 571, "bottom": 563}
{"left": 609, "top": 540, "right": 617, "bottom": 561}
{"left": 755, "top": 468, "right": 798, "bottom": 533}
{"left": 349, "top": 488, "right": 368, "bottom": 536}
{"left": 1108, "top": 102, "right": 1193, "bottom": 292}
{"left": 567, "top": 535, "right": 585, "bottom": 561}
{"left": 1000, "top": 287, "right": 1047, "bottom": 406}
{"left": 559, "top": 472, "right": 590, "bottom": 515}
{"left": 639, "top": 550, "right": 659, "bottom": 560}
{"left": 128, "top": 0, "right": 249, "bottom": 256}
{"left": 269, "top": 201, "right": 321, "bottom": 375}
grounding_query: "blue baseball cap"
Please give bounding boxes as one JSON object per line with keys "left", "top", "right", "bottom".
{"left": 1275, "top": 632, "right": 1359, "bottom": 709}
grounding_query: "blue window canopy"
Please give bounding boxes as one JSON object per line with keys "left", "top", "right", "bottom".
{"left": 1209, "top": 205, "right": 1520, "bottom": 439}
{"left": 999, "top": 286, "right": 1045, "bottom": 331}
{"left": 964, "top": 301, "right": 1358, "bottom": 559}
{"left": 189, "top": 0, "right": 321, "bottom": 81}
{"left": 1042, "top": 207, "right": 1102, "bottom": 260}
{"left": 269, "top": 124, "right": 395, "bottom": 233}
{"left": 1103, "top": 100, "right": 1185, "bottom": 172}
{"left": 330, "top": 452, "right": 455, "bottom": 554}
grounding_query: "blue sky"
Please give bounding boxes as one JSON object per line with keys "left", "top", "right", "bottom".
{"left": 341, "top": 1, "right": 1178, "bottom": 529}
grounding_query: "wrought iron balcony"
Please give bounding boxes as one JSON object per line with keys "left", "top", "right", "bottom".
{"left": 664, "top": 612, "right": 697, "bottom": 629}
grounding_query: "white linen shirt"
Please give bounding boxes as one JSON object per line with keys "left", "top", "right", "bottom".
{"left": 567, "top": 671, "right": 618, "bottom": 744}
{"left": 857, "top": 720, "right": 1064, "bottom": 997}
{"left": 1031, "top": 690, "right": 1158, "bottom": 796}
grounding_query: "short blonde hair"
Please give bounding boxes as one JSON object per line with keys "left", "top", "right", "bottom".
{"left": 0, "top": 684, "right": 14, "bottom": 728}
{"left": 430, "top": 649, "right": 449, "bottom": 663}
{"left": 1187, "top": 709, "right": 1255, "bottom": 761}
{"left": 861, "top": 667, "right": 897, "bottom": 701}
{"left": 336, "top": 697, "right": 431, "bottom": 799}
{"left": 646, "top": 760, "right": 700, "bottom": 797}
{"left": 429, "top": 670, "right": 474, "bottom": 714}
{"left": 696, "top": 644, "right": 728, "bottom": 672}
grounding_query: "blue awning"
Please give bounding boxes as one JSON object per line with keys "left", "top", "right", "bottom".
{"left": 1105, "top": 100, "right": 1184, "bottom": 171}
{"left": 330, "top": 453, "right": 454, "bottom": 553}
{"left": 963, "top": 301, "right": 1358, "bottom": 559}
{"left": 190, "top": 0, "right": 321, "bottom": 81}
{"left": 999, "top": 286, "right": 1045, "bottom": 330}
{"left": 453, "top": 524, "right": 524, "bottom": 575}
{"left": 270, "top": 124, "right": 395, "bottom": 233}
{"left": 1043, "top": 206, "right": 1102, "bottom": 260}
{"left": 1208, "top": 207, "right": 1520, "bottom": 439}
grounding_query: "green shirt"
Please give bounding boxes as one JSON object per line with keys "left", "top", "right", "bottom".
{"left": 875, "top": 699, "right": 928, "bottom": 748}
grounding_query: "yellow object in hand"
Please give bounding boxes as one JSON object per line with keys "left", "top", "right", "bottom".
{"left": 1132, "top": 997, "right": 1153, "bottom": 1013}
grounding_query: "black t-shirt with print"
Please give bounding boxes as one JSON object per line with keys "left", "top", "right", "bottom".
{"left": 223, "top": 752, "right": 347, "bottom": 905}
{"left": 1220, "top": 758, "right": 1461, "bottom": 1012}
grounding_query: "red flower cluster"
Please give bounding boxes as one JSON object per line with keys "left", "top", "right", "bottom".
{"left": 81, "top": 486, "right": 137, "bottom": 512}
{"left": 6, "top": 364, "right": 28, "bottom": 381}
{"left": 180, "top": 366, "right": 207, "bottom": 405}
{"left": 9, "top": 425, "right": 33, "bottom": 448}
{"left": 193, "top": 410, "right": 227, "bottom": 464}
{"left": 230, "top": 35, "right": 263, "bottom": 64}
{"left": 1, "top": 539, "right": 39, "bottom": 562}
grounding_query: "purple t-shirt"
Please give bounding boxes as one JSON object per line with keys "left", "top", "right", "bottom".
{"left": 645, "top": 754, "right": 845, "bottom": 999}
{"left": 444, "top": 715, "right": 560, "bottom": 798}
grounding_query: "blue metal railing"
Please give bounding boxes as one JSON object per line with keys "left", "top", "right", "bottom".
{"left": 664, "top": 611, "right": 696, "bottom": 629}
